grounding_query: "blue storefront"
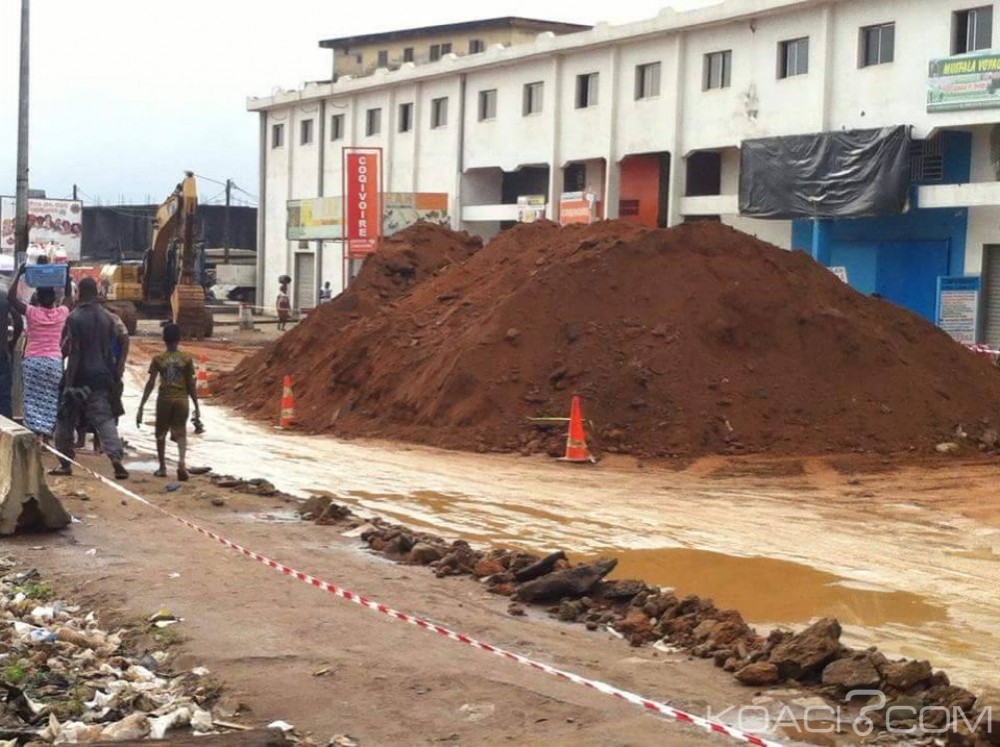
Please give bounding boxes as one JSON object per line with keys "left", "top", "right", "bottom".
{"left": 791, "top": 130, "right": 971, "bottom": 323}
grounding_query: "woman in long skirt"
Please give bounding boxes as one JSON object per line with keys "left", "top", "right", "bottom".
{"left": 10, "top": 264, "right": 72, "bottom": 437}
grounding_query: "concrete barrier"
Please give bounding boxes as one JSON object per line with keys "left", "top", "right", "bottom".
{"left": 0, "top": 416, "right": 71, "bottom": 535}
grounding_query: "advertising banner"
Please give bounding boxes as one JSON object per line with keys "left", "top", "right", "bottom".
{"left": 517, "top": 195, "right": 547, "bottom": 223}
{"left": 936, "top": 275, "right": 981, "bottom": 344}
{"left": 0, "top": 197, "right": 83, "bottom": 260}
{"left": 287, "top": 197, "right": 343, "bottom": 240}
{"left": 559, "top": 191, "right": 597, "bottom": 226}
{"left": 928, "top": 52, "right": 1000, "bottom": 112}
{"left": 343, "top": 148, "right": 382, "bottom": 259}
{"left": 288, "top": 192, "right": 449, "bottom": 242}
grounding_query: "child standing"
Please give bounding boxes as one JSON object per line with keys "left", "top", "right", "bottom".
{"left": 136, "top": 323, "right": 200, "bottom": 481}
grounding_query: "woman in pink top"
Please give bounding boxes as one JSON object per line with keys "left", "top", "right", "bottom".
{"left": 10, "top": 263, "right": 72, "bottom": 436}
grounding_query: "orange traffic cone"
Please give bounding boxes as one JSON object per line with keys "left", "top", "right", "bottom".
{"left": 560, "top": 395, "right": 595, "bottom": 464}
{"left": 279, "top": 375, "right": 296, "bottom": 429}
{"left": 196, "top": 364, "right": 212, "bottom": 399}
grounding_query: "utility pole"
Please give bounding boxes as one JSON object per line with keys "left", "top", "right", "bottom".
{"left": 72, "top": 184, "right": 78, "bottom": 201}
{"left": 223, "top": 178, "right": 232, "bottom": 263}
{"left": 14, "top": 0, "right": 30, "bottom": 265}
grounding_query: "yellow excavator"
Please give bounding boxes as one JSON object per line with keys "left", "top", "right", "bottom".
{"left": 105, "top": 172, "right": 213, "bottom": 338}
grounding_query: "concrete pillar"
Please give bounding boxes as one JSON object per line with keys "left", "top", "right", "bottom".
{"left": 810, "top": 219, "right": 832, "bottom": 265}
{"left": 604, "top": 46, "right": 621, "bottom": 220}
{"left": 666, "top": 33, "right": 687, "bottom": 228}
{"left": 547, "top": 56, "right": 563, "bottom": 221}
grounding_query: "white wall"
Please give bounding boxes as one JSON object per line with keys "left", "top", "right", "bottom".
{"left": 254, "top": 0, "right": 1000, "bottom": 300}
{"left": 464, "top": 58, "right": 555, "bottom": 171}
{"left": 827, "top": 0, "right": 1000, "bottom": 135}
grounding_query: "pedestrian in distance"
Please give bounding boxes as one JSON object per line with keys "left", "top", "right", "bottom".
{"left": 0, "top": 280, "right": 24, "bottom": 420}
{"left": 318, "top": 281, "right": 333, "bottom": 303}
{"left": 9, "top": 263, "right": 72, "bottom": 437}
{"left": 276, "top": 282, "right": 291, "bottom": 331}
{"left": 51, "top": 277, "right": 129, "bottom": 480}
{"left": 135, "top": 323, "right": 200, "bottom": 481}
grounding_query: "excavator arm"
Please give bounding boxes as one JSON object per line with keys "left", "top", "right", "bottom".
{"left": 143, "top": 172, "right": 213, "bottom": 338}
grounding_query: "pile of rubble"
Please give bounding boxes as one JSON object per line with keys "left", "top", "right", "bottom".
{"left": 300, "top": 495, "right": 998, "bottom": 744}
{"left": 0, "top": 558, "right": 256, "bottom": 744}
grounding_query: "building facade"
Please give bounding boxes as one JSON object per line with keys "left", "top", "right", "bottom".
{"left": 250, "top": 0, "right": 1000, "bottom": 346}
{"left": 323, "top": 17, "right": 591, "bottom": 80}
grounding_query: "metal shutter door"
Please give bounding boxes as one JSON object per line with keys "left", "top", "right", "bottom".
{"left": 294, "top": 253, "right": 316, "bottom": 310}
{"left": 984, "top": 246, "right": 1000, "bottom": 347}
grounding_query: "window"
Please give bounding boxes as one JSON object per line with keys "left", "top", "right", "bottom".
{"left": 860, "top": 23, "right": 895, "bottom": 67}
{"left": 575, "top": 72, "right": 599, "bottom": 108}
{"left": 523, "top": 81, "right": 544, "bottom": 115}
{"left": 634, "top": 62, "right": 661, "bottom": 99}
{"left": 366, "top": 108, "right": 382, "bottom": 136}
{"left": 403, "top": 47, "right": 414, "bottom": 63}
{"left": 686, "top": 151, "right": 722, "bottom": 196}
{"left": 469, "top": 39, "right": 485, "bottom": 54}
{"left": 398, "top": 102, "right": 413, "bottom": 133}
{"left": 330, "top": 114, "right": 344, "bottom": 141}
{"left": 431, "top": 97, "right": 448, "bottom": 128}
{"left": 910, "top": 138, "right": 944, "bottom": 182}
{"left": 778, "top": 37, "right": 809, "bottom": 78}
{"left": 300, "top": 118, "right": 314, "bottom": 145}
{"left": 564, "top": 162, "right": 586, "bottom": 192}
{"left": 377, "top": 50, "right": 389, "bottom": 67}
{"left": 429, "top": 42, "right": 452, "bottom": 62}
{"left": 703, "top": 50, "right": 732, "bottom": 90}
{"left": 954, "top": 6, "right": 993, "bottom": 54}
{"left": 271, "top": 123, "right": 284, "bottom": 149}
{"left": 478, "top": 89, "right": 497, "bottom": 121}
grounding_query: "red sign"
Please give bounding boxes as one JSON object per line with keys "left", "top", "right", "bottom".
{"left": 343, "top": 148, "right": 382, "bottom": 259}
{"left": 559, "top": 191, "right": 598, "bottom": 226}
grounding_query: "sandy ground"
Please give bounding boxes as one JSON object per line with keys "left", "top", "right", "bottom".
{"left": 8, "top": 465, "right": 760, "bottom": 747}
{"left": 7, "top": 333, "right": 1000, "bottom": 745}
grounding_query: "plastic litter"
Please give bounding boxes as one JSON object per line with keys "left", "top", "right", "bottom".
{"left": 0, "top": 562, "right": 243, "bottom": 743}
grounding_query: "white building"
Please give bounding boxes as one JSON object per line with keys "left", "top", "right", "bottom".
{"left": 249, "top": 0, "right": 1000, "bottom": 346}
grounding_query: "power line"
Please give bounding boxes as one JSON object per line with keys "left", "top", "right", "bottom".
{"left": 192, "top": 172, "right": 229, "bottom": 188}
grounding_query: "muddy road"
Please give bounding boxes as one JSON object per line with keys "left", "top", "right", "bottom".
{"left": 115, "top": 345, "right": 1000, "bottom": 703}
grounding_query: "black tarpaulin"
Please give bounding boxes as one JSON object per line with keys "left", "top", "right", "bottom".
{"left": 738, "top": 126, "right": 911, "bottom": 219}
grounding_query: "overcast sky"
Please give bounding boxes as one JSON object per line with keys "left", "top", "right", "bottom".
{"left": 0, "top": 1, "right": 709, "bottom": 207}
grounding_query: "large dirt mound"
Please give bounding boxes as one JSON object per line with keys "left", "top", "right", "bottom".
{"left": 220, "top": 220, "right": 1000, "bottom": 457}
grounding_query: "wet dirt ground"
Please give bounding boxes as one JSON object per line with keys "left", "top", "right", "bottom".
{"left": 114, "top": 338, "right": 1000, "bottom": 707}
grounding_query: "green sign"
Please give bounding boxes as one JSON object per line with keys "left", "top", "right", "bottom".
{"left": 928, "top": 52, "right": 1000, "bottom": 112}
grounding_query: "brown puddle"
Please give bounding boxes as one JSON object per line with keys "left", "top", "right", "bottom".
{"left": 337, "top": 489, "right": 947, "bottom": 630}
{"left": 576, "top": 547, "right": 947, "bottom": 629}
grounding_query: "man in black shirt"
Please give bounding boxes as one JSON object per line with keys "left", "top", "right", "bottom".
{"left": 0, "top": 282, "right": 24, "bottom": 420}
{"left": 52, "top": 277, "right": 129, "bottom": 480}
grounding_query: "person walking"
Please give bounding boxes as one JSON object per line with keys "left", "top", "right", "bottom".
{"left": 136, "top": 323, "right": 200, "bottom": 481}
{"left": 276, "top": 282, "right": 291, "bottom": 331}
{"left": 51, "top": 277, "right": 129, "bottom": 480}
{"left": 318, "top": 281, "right": 333, "bottom": 303}
{"left": 0, "top": 281, "right": 24, "bottom": 420}
{"left": 8, "top": 264, "right": 72, "bottom": 436}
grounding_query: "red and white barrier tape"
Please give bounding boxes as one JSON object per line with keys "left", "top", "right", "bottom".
{"left": 40, "top": 443, "right": 781, "bottom": 747}
{"left": 964, "top": 343, "right": 1000, "bottom": 356}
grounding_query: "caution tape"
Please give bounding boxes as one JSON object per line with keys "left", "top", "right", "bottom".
{"left": 39, "top": 442, "right": 782, "bottom": 747}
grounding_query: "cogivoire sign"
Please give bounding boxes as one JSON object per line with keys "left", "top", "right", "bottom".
{"left": 343, "top": 148, "right": 382, "bottom": 258}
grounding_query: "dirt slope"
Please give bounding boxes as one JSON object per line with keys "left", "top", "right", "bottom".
{"left": 219, "top": 220, "right": 1000, "bottom": 457}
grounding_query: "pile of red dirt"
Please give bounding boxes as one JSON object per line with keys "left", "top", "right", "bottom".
{"left": 218, "top": 220, "right": 1000, "bottom": 457}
